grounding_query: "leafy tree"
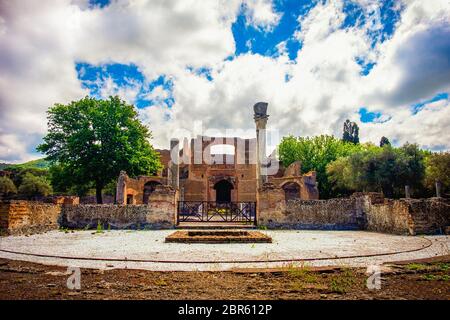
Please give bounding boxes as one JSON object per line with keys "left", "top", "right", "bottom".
{"left": 278, "top": 135, "right": 364, "bottom": 198}
{"left": 327, "top": 143, "right": 426, "bottom": 198}
{"left": 396, "top": 143, "right": 425, "bottom": 192}
{"left": 342, "top": 119, "right": 359, "bottom": 144}
{"left": 379, "top": 136, "right": 390, "bottom": 147}
{"left": 0, "top": 176, "right": 18, "bottom": 195}
{"left": 425, "top": 152, "right": 450, "bottom": 194}
{"left": 37, "top": 96, "right": 162, "bottom": 203}
{"left": 9, "top": 168, "right": 49, "bottom": 189}
{"left": 18, "top": 173, "right": 53, "bottom": 198}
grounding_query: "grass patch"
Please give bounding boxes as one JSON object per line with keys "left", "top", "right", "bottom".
{"left": 405, "top": 263, "right": 428, "bottom": 271}
{"left": 422, "top": 274, "right": 449, "bottom": 281}
{"left": 58, "top": 227, "right": 75, "bottom": 234}
{"left": 329, "top": 268, "right": 356, "bottom": 294}
{"left": 95, "top": 221, "right": 104, "bottom": 234}
{"left": 284, "top": 264, "right": 318, "bottom": 290}
{"left": 437, "top": 263, "right": 449, "bottom": 272}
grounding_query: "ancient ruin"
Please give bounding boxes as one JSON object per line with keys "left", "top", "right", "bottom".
{"left": 115, "top": 103, "right": 319, "bottom": 225}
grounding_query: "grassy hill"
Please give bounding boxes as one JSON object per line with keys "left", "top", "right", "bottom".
{"left": 2, "top": 158, "right": 50, "bottom": 171}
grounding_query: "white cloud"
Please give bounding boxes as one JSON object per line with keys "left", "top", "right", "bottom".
{"left": 243, "top": 0, "right": 282, "bottom": 31}
{"left": 0, "top": 0, "right": 450, "bottom": 163}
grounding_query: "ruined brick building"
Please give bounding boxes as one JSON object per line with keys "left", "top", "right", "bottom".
{"left": 116, "top": 102, "right": 319, "bottom": 207}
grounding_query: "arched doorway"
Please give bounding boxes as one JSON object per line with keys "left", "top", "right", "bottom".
{"left": 143, "top": 181, "right": 162, "bottom": 204}
{"left": 282, "top": 182, "right": 300, "bottom": 201}
{"left": 214, "top": 180, "right": 233, "bottom": 203}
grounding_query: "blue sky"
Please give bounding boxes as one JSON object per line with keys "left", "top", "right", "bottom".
{"left": 0, "top": 0, "right": 449, "bottom": 162}
{"left": 79, "top": 0, "right": 411, "bottom": 118}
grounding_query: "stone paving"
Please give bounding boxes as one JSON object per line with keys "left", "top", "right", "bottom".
{"left": 0, "top": 230, "right": 448, "bottom": 271}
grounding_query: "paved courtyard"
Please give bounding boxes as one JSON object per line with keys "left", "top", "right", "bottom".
{"left": 0, "top": 230, "right": 448, "bottom": 271}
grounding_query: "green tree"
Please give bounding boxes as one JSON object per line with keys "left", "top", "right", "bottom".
{"left": 396, "top": 143, "right": 425, "bottom": 192}
{"left": 327, "top": 143, "right": 426, "bottom": 198}
{"left": 37, "top": 96, "right": 162, "bottom": 203}
{"left": 0, "top": 176, "right": 18, "bottom": 195}
{"left": 379, "top": 136, "right": 390, "bottom": 147}
{"left": 9, "top": 168, "right": 49, "bottom": 189}
{"left": 425, "top": 152, "right": 450, "bottom": 194}
{"left": 342, "top": 119, "right": 359, "bottom": 144}
{"left": 278, "top": 135, "right": 364, "bottom": 198}
{"left": 18, "top": 173, "right": 53, "bottom": 198}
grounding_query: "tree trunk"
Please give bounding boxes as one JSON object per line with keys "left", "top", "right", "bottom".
{"left": 96, "top": 184, "right": 103, "bottom": 204}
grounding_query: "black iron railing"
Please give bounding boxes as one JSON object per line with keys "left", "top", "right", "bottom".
{"left": 177, "top": 201, "right": 256, "bottom": 225}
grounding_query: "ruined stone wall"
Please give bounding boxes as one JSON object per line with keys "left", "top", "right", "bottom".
{"left": 0, "top": 186, "right": 178, "bottom": 234}
{"left": 258, "top": 188, "right": 449, "bottom": 235}
{"left": 281, "top": 198, "right": 365, "bottom": 230}
{"left": 0, "top": 200, "right": 62, "bottom": 235}
{"left": 61, "top": 185, "right": 178, "bottom": 230}
{"left": 363, "top": 196, "right": 450, "bottom": 235}
{"left": 258, "top": 185, "right": 363, "bottom": 229}
{"left": 60, "top": 204, "right": 174, "bottom": 230}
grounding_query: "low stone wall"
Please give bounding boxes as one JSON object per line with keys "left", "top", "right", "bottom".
{"left": 364, "top": 196, "right": 450, "bottom": 235}
{"left": 60, "top": 204, "right": 174, "bottom": 230}
{"left": 0, "top": 200, "right": 62, "bottom": 235}
{"left": 280, "top": 198, "right": 365, "bottom": 230}
{"left": 258, "top": 185, "right": 450, "bottom": 235}
{"left": 0, "top": 185, "right": 178, "bottom": 234}
{"left": 258, "top": 184, "right": 364, "bottom": 230}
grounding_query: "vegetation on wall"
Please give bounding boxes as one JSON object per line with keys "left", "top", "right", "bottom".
{"left": 37, "top": 96, "right": 162, "bottom": 203}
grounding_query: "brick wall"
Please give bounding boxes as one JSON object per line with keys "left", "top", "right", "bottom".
{"left": 0, "top": 200, "right": 62, "bottom": 235}
{"left": 60, "top": 185, "right": 177, "bottom": 230}
{"left": 0, "top": 186, "right": 178, "bottom": 234}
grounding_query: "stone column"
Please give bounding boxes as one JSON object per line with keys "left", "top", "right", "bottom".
{"left": 435, "top": 180, "right": 442, "bottom": 198}
{"left": 170, "top": 138, "right": 180, "bottom": 189}
{"left": 405, "top": 185, "right": 410, "bottom": 198}
{"left": 253, "top": 102, "right": 269, "bottom": 189}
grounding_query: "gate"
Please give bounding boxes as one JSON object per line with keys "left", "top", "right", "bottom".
{"left": 177, "top": 201, "right": 256, "bottom": 225}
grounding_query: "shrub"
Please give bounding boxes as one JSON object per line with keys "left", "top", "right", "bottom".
{"left": 0, "top": 176, "right": 17, "bottom": 195}
{"left": 17, "top": 173, "right": 53, "bottom": 198}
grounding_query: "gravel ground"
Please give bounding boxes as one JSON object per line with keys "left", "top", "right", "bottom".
{"left": 0, "top": 230, "right": 448, "bottom": 271}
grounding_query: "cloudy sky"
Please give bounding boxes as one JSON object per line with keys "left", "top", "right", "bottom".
{"left": 0, "top": 0, "right": 449, "bottom": 163}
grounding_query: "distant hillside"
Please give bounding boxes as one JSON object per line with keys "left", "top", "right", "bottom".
{"left": 0, "top": 163, "right": 10, "bottom": 170}
{"left": 3, "top": 158, "right": 50, "bottom": 170}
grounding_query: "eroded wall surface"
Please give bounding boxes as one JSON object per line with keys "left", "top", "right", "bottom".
{"left": 258, "top": 187, "right": 450, "bottom": 235}
{"left": 0, "top": 201, "right": 62, "bottom": 235}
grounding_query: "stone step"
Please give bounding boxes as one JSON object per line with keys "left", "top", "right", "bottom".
{"left": 176, "top": 222, "right": 256, "bottom": 230}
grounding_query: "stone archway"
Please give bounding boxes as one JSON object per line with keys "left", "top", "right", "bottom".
{"left": 214, "top": 179, "right": 234, "bottom": 203}
{"left": 143, "top": 181, "right": 162, "bottom": 204}
{"left": 282, "top": 182, "right": 300, "bottom": 201}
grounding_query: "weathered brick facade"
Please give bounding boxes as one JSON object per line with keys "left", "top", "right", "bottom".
{"left": 0, "top": 200, "right": 62, "bottom": 235}
{"left": 116, "top": 138, "right": 319, "bottom": 205}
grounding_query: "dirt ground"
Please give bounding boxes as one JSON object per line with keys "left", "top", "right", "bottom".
{"left": 0, "top": 256, "right": 448, "bottom": 300}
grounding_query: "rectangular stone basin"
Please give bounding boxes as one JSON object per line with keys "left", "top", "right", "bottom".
{"left": 165, "top": 230, "right": 272, "bottom": 243}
